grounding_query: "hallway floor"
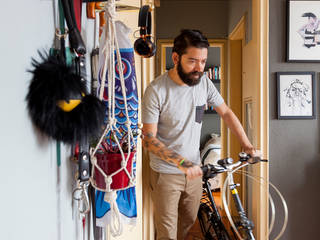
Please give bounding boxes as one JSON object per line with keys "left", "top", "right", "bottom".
{"left": 186, "top": 191, "right": 223, "bottom": 240}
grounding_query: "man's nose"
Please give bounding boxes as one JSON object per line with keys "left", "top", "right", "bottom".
{"left": 194, "top": 62, "right": 202, "bottom": 72}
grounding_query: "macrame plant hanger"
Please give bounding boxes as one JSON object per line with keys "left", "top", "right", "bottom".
{"left": 89, "top": 0, "right": 136, "bottom": 237}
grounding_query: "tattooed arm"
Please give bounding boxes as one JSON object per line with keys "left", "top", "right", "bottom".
{"left": 142, "top": 123, "right": 202, "bottom": 178}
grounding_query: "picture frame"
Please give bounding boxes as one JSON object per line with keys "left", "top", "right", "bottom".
{"left": 277, "top": 72, "right": 316, "bottom": 119}
{"left": 287, "top": 0, "right": 320, "bottom": 62}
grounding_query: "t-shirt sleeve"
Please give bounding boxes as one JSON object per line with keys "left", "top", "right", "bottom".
{"left": 206, "top": 77, "right": 224, "bottom": 107}
{"left": 142, "top": 85, "right": 160, "bottom": 123}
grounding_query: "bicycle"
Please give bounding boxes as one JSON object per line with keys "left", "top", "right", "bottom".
{"left": 198, "top": 152, "right": 266, "bottom": 240}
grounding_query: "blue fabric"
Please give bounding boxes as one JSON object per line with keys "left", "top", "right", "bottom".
{"left": 96, "top": 187, "right": 137, "bottom": 219}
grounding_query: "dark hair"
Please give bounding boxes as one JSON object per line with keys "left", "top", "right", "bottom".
{"left": 172, "top": 29, "right": 209, "bottom": 56}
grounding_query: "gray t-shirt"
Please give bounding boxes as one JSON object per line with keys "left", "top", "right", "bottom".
{"left": 142, "top": 72, "right": 224, "bottom": 174}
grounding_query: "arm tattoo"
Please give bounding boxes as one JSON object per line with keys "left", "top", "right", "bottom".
{"left": 142, "top": 133, "right": 194, "bottom": 171}
{"left": 146, "top": 132, "right": 154, "bottom": 138}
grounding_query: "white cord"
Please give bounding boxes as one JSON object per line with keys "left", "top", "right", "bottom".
{"left": 104, "top": 191, "right": 123, "bottom": 237}
{"left": 89, "top": 0, "right": 137, "bottom": 236}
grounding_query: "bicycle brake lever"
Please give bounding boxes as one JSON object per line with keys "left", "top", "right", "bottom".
{"left": 248, "top": 157, "right": 268, "bottom": 164}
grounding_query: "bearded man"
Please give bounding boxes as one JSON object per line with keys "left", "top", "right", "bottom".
{"left": 142, "top": 29, "right": 259, "bottom": 240}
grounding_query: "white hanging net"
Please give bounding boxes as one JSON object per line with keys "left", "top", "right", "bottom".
{"left": 89, "top": 0, "right": 137, "bottom": 236}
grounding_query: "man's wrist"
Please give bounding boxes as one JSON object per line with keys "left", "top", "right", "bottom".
{"left": 243, "top": 145, "right": 255, "bottom": 153}
{"left": 179, "top": 159, "right": 194, "bottom": 168}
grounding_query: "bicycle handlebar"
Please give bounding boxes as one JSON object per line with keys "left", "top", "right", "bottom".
{"left": 217, "top": 157, "right": 233, "bottom": 166}
{"left": 201, "top": 152, "right": 267, "bottom": 178}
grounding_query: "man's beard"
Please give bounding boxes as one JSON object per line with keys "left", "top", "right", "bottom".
{"left": 177, "top": 60, "right": 203, "bottom": 86}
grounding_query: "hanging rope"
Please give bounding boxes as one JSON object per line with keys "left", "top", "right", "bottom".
{"left": 89, "top": 0, "right": 136, "bottom": 236}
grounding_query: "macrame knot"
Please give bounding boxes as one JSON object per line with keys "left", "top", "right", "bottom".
{"left": 104, "top": 176, "right": 113, "bottom": 192}
{"left": 91, "top": 156, "right": 97, "bottom": 165}
{"left": 105, "top": 0, "right": 116, "bottom": 21}
{"left": 121, "top": 160, "right": 126, "bottom": 168}
{"left": 108, "top": 117, "right": 117, "bottom": 127}
{"left": 125, "top": 120, "right": 131, "bottom": 128}
{"left": 130, "top": 178, "right": 135, "bottom": 186}
{"left": 104, "top": 191, "right": 117, "bottom": 203}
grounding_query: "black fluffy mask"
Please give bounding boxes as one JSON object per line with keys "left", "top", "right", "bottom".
{"left": 26, "top": 53, "right": 105, "bottom": 144}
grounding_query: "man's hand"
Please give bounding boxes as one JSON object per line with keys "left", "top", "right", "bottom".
{"left": 244, "top": 147, "right": 261, "bottom": 158}
{"left": 185, "top": 165, "right": 203, "bottom": 179}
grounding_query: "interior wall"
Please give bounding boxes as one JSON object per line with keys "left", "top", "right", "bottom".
{"left": 269, "top": 0, "right": 320, "bottom": 239}
{"left": 0, "top": 1, "right": 143, "bottom": 240}
{"left": 228, "top": 0, "right": 252, "bottom": 43}
{"left": 156, "top": 0, "right": 229, "bottom": 39}
{"left": 0, "top": 1, "right": 77, "bottom": 239}
{"left": 156, "top": 0, "right": 251, "bottom": 40}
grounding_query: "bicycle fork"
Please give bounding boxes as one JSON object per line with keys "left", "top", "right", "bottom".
{"left": 228, "top": 174, "right": 255, "bottom": 240}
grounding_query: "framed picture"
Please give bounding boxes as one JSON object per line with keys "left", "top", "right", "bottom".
{"left": 277, "top": 72, "right": 316, "bottom": 119}
{"left": 287, "top": 0, "right": 320, "bottom": 62}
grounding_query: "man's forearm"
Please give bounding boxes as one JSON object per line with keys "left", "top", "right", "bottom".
{"left": 221, "top": 109, "right": 254, "bottom": 151}
{"left": 142, "top": 132, "right": 195, "bottom": 173}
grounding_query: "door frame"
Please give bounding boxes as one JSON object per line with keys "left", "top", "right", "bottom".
{"left": 227, "top": 0, "right": 269, "bottom": 239}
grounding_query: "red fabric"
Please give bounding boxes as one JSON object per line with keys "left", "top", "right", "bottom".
{"left": 95, "top": 152, "right": 135, "bottom": 190}
{"left": 73, "top": 0, "right": 82, "bottom": 32}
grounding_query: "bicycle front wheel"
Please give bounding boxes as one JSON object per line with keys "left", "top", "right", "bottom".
{"left": 198, "top": 203, "right": 231, "bottom": 240}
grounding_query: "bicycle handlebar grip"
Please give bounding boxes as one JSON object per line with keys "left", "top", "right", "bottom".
{"left": 201, "top": 165, "right": 209, "bottom": 175}
{"left": 201, "top": 164, "right": 218, "bottom": 179}
{"left": 201, "top": 164, "right": 227, "bottom": 179}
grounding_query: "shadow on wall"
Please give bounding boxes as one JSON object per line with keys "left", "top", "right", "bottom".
{"left": 269, "top": 152, "right": 320, "bottom": 239}
{"left": 288, "top": 155, "right": 320, "bottom": 239}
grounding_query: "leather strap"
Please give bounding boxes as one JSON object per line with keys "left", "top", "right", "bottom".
{"left": 138, "top": 5, "right": 151, "bottom": 36}
{"left": 61, "top": 0, "right": 86, "bottom": 55}
{"left": 73, "top": 0, "right": 82, "bottom": 32}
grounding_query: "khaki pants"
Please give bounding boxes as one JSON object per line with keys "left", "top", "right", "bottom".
{"left": 150, "top": 168, "right": 202, "bottom": 240}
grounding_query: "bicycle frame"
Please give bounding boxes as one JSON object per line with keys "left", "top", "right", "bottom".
{"left": 201, "top": 177, "right": 232, "bottom": 239}
{"left": 199, "top": 153, "right": 259, "bottom": 240}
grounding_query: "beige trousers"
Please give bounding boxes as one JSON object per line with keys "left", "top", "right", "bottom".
{"left": 150, "top": 168, "right": 202, "bottom": 240}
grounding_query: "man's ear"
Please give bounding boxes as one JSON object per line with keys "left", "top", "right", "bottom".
{"left": 172, "top": 52, "right": 179, "bottom": 66}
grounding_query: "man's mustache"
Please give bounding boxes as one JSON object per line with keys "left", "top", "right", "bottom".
{"left": 190, "top": 71, "right": 203, "bottom": 77}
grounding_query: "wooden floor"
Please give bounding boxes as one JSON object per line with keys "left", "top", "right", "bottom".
{"left": 185, "top": 218, "right": 205, "bottom": 240}
{"left": 185, "top": 191, "right": 222, "bottom": 240}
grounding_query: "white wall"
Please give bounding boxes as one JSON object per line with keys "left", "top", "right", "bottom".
{"left": 3, "top": 1, "right": 94, "bottom": 239}
{"left": 0, "top": 1, "right": 81, "bottom": 239}
{"left": 0, "top": 0, "right": 145, "bottom": 239}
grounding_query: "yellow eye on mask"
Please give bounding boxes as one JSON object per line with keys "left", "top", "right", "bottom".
{"left": 57, "top": 92, "right": 85, "bottom": 112}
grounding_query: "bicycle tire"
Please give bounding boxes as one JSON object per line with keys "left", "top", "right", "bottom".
{"left": 198, "top": 203, "right": 231, "bottom": 240}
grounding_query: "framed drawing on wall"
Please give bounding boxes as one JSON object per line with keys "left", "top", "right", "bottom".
{"left": 287, "top": 0, "right": 320, "bottom": 62}
{"left": 277, "top": 72, "right": 316, "bottom": 119}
